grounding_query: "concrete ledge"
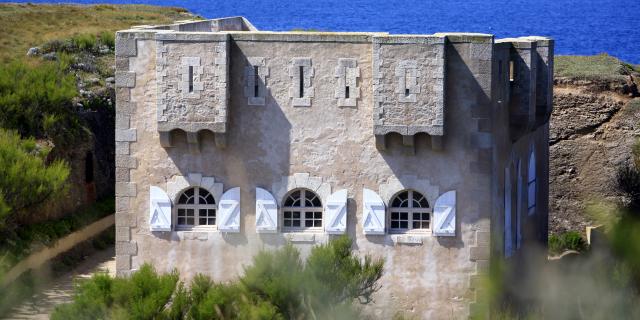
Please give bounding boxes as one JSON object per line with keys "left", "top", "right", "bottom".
{"left": 434, "top": 33, "right": 493, "bottom": 43}
{"left": 230, "top": 32, "right": 375, "bottom": 43}
{"left": 391, "top": 234, "right": 424, "bottom": 245}
{"left": 286, "top": 233, "right": 316, "bottom": 243}
{"left": 156, "top": 32, "right": 229, "bottom": 42}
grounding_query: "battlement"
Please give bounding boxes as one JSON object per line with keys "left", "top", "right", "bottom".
{"left": 116, "top": 17, "right": 553, "bottom": 152}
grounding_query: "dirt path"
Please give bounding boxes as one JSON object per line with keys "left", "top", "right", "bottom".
{"left": 3, "top": 247, "right": 116, "bottom": 320}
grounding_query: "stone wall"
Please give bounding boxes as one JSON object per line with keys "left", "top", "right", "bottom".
{"left": 115, "top": 25, "right": 553, "bottom": 318}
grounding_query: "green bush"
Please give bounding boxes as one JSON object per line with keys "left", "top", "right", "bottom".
{"left": 0, "top": 59, "right": 79, "bottom": 143}
{"left": 549, "top": 231, "right": 587, "bottom": 255}
{"left": 616, "top": 162, "right": 640, "bottom": 213}
{"left": 0, "top": 129, "right": 69, "bottom": 226}
{"left": 51, "top": 236, "right": 384, "bottom": 319}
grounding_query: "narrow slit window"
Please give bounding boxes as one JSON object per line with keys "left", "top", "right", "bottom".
{"left": 345, "top": 86, "right": 350, "bottom": 99}
{"left": 188, "top": 66, "right": 194, "bottom": 92}
{"left": 509, "top": 61, "right": 515, "bottom": 82}
{"left": 498, "top": 60, "right": 503, "bottom": 81}
{"left": 299, "top": 66, "right": 304, "bottom": 98}
{"left": 405, "top": 88, "right": 410, "bottom": 96}
{"left": 253, "top": 66, "right": 260, "bottom": 97}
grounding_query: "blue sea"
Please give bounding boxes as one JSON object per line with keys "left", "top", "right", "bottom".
{"left": 6, "top": 0, "right": 640, "bottom": 63}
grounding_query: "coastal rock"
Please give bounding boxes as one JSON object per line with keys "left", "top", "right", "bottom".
{"left": 26, "top": 47, "right": 39, "bottom": 56}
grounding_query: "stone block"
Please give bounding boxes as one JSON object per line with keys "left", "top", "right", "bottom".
{"left": 116, "top": 196, "right": 130, "bottom": 213}
{"left": 116, "top": 155, "right": 138, "bottom": 169}
{"left": 115, "top": 71, "right": 136, "bottom": 88}
{"left": 476, "top": 231, "right": 491, "bottom": 247}
{"left": 115, "top": 167, "right": 130, "bottom": 182}
{"left": 116, "top": 182, "right": 137, "bottom": 197}
{"left": 115, "top": 35, "right": 137, "bottom": 57}
{"left": 116, "top": 255, "right": 132, "bottom": 271}
{"left": 116, "top": 129, "right": 137, "bottom": 142}
{"left": 476, "top": 259, "right": 490, "bottom": 274}
{"left": 116, "top": 241, "right": 138, "bottom": 256}
{"left": 116, "top": 114, "right": 130, "bottom": 130}
{"left": 116, "top": 226, "right": 131, "bottom": 242}
{"left": 115, "top": 142, "right": 130, "bottom": 155}
{"left": 469, "top": 246, "right": 490, "bottom": 261}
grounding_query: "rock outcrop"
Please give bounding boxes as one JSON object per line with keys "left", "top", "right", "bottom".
{"left": 550, "top": 77, "right": 640, "bottom": 234}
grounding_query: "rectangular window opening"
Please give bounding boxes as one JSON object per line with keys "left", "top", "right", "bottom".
{"left": 405, "top": 88, "right": 410, "bottom": 96}
{"left": 253, "top": 66, "right": 260, "bottom": 98}
{"left": 509, "top": 61, "right": 515, "bottom": 82}
{"left": 498, "top": 60, "right": 503, "bottom": 80}
{"left": 188, "top": 66, "right": 194, "bottom": 93}
{"left": 299, "top": 66, "right": 304, "bottom": 98}
{"left": 345, "top": 86, "right": 350, "bottom": 99}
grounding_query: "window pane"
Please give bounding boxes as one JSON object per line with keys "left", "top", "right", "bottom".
{"left": 284, "top": 211, "right": 292, "bottom": 219}
{"left": 199, "top": 217, "right": 207, "bottom": 225}
{"left": 413, "top": 212, "right": 421, "bottom": 220}
{"left": 305, "top": 212, "right": 314, "bottom": 219}
{"left": 413, "top": 221, "right": 421, "bottom": 229}
{"left": 391, "top": 212, "right": 399, "bottom": 219}
{"left": 400, "top": 221, "right": 408, "bottom": 229}
{"left": 305, "top": 220, "right": 313, "bottom": 227}
{"left": 293, "top": 220, "right": 300, "bottom": 227}
{"left": 187, "top": 217, "right": 194, "bottom": 225}
{"left": 391, "top": 221, "right": 399, "bottom": 228}
{"left": 293, "top": 211, "right": 300, "bottom": 218}
{"left": 178, "top": 218, "right": 185, "bottom": 225}
{"left": 314, "top": 212, "right": 322, "bottom": 219}
{"left": 314, "top": 220, "right": 322, "bottom": 227}
{"left": 284, "top": 220, "right": 291, "bottom": 227}
{"left": 400, "top": 212, "right": 408, "bottom": 220}
{"left": 187, "top": 209, "right": 194, "bottom": 217}
{"left": 422, "top": 212, "right": 429, "bottom": 220}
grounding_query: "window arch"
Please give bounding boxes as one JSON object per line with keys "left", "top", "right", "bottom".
{"left": 282, "top": 189, "right": 322, "bottom": 230}
{"left": 175, "top": 187, "right": 216, "bottom": 228}
{"left": 390, "top": 190, "right": 430, "bottom": 232}
{"left": 527, "top": 150, "right": 537, "bottom": 216}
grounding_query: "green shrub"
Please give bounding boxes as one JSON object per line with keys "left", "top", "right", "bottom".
{"left": 70, "top": 33, "right": 97, "bottom": 52}
{"left": 0, "top": 129, "right": 69, "bottom": 226}
{"left": 0, "top": 59, "right": 79, "bottom": 143}
{"left": 98, "top": 31, "right": 115, "bottom": 50}
{"left": 51, "top": 236, "right": 384, "bottom": 319}
{"left": 616, "top": 162, "right": 640, "bottom": 213}
{"left": 549, "top": 231, "right": 587, "bottom": 255}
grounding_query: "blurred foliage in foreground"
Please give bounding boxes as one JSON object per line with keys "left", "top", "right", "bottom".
{"left": 476, "top": 139, "right": 640, "bottom": 319}
{"left": 51, "top": 236, "right": 384, "bottom": 320}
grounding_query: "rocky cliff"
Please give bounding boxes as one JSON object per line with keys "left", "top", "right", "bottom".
{"left": 550, "top": 56, "right": 639, "bottom": 234}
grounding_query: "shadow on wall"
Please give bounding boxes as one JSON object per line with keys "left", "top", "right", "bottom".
{"left": 160, "top": 41, "right": 293, "bottom": 247}
{"left": 378, "top": 43, "right": 492, "bottom": 248}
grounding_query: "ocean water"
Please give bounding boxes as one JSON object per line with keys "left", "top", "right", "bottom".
{"left": 7, "top": 0, "right": 640, "bottom": 63}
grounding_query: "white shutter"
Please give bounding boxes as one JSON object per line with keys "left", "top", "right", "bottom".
{"left": 324, "top": 189, "right": 348, "bottom": 234}
{"left": 255, "top": 187, "right": 278, "bottom": 233}
{"left": 218, "top": 187, "right": 240, "bottom": 233}
{"left": 433, "top": 190, "right": 456, "bottom": 237}
{"left": 362, "top": 188, "right": 385, "bottom": 235}
{"left": 150, "top": 186, "right": 172, "bottom": 231}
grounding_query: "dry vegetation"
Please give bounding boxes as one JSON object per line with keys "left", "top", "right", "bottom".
{"left": 0, "top": 3, "right": 195, "bottom": 63}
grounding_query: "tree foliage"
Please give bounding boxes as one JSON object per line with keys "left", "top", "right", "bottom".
{"left": 0, "top": 129, "right": 69, "bottom": 226}
{"left": 0, "top": 58, "right": 79, "bottom": 144}
{"left": 51, "top": 236, "right": 384, "bottom": 320}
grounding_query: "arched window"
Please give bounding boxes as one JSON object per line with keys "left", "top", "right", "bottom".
{"left": 527, "top": 150, "right": 537, "bottom": 216}
{"left": 390, "top": 190, "right": 430, "bottom": 232}
{"left": 282, "top": 189, "right": 322, "bottom": 230}
{"left": 175, "top": 187, "right": 216, "bottom": 228}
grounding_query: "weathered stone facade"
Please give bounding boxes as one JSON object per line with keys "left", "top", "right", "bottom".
{"left": 115, "top": 16, "right": 553, "bottom": 318}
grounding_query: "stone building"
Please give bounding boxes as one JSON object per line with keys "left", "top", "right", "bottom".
{"left": 114, "top": 16, "right": 553, "bottom": 318}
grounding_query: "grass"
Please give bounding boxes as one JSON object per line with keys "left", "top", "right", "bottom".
{"left": 554, "top": 53, "right": 639, "bottom": 80}
{"left": 548, "top": 231, "right": 587, "bottom": 255}
{"left": 0, "top": 3, "right": 194, "bottom": 63}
